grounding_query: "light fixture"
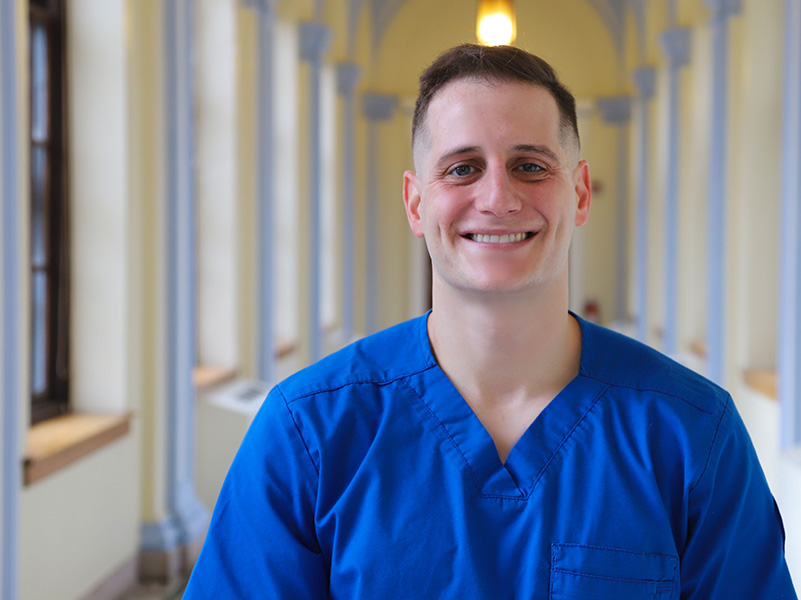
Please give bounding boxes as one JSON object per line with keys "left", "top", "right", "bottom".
{"left": 477, "top": 0, "right": 517, "bottom": 46}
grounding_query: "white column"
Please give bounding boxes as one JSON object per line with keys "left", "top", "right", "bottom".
{"left": 141, "top": 0, "right": 209, "bottom": 576}
{"left": 660, "top": 27, "right": 692, "bottom": 357}
{"left": 196, "top": 0, "right": 239, "bottom": 371}
{"left": 704, "top": 0, "right": 741, "bottom": 384}
{"left": 362, "top": 93, "right": 397, "bottom": 334}
{"left": 337, "top": 62, "right": 361, "bottom": 339}
{"left": 299, "top": 22, "right": 332, "bottom": 362}
{"left": 597, "top": 96, "right": 631, "bottom": 323}
{"left": 1, "top": 0, "right": 22, "bottom": 596}
{"left": 779, "top": 0, "right": 801, "bottom": 449}
{"left": 632, "top": 66, "right": 656, "bottom": 342}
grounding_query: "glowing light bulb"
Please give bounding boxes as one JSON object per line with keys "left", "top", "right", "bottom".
{"left": 477, "top": 13, "right": 514, "bottom": 46}
{"left": 476, "top": 0, "right": 516, "bottom": 46}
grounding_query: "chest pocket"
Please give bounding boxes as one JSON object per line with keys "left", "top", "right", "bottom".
{"left": 550, "top": 543, "right": 678, "bottom": 600}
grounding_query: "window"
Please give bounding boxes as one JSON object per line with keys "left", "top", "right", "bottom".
{"left": 29, "top": 0, "right": 69, "bottom": 424}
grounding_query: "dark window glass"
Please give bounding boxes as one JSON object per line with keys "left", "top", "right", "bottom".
{"left": 30, "top": 0, "right": 69, "bottom": 424}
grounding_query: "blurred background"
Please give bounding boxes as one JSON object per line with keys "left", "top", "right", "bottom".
{"left": 1, "top": 0, "right": 800, "bottom": 598}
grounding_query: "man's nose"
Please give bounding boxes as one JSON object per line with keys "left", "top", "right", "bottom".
{"left": 474, "top": 167, "right": 523, "bottom": 216}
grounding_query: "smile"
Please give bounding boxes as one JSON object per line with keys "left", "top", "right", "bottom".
{"left": 464, "top": 232, "right": 534, "bottom": 244}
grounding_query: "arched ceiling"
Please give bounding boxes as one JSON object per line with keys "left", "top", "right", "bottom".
{"left": 371, "top": 0, "right": 629, "bottom": 54}
{"left": 361, "top": 0, "right": 627, "bottom": 99}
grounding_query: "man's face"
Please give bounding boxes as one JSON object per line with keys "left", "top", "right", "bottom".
{"left": 403, "top": 77, "right": 591, "bottom": 298}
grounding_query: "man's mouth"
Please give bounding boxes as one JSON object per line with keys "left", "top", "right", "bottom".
{"left": 464, "top": 232, "right": 535, "bottom": 244}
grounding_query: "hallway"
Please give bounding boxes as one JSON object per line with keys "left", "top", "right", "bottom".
{"left": 1, "top": 0, "right": 800, "bottom": 598}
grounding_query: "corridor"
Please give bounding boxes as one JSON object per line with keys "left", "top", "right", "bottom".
{"left": 1, "top": 0, "right": 800, "bottom": 598}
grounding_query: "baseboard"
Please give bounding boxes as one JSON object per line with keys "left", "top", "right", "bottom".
{"left": 181, "top": 524, "right": 208, "bottom": 576}
{"left": 79, "top": 556, "right": 138, "bottom": 600}
{"left": 139, "top": 521, "right": 209, "bottom": 583}
{"left": 139, "top": 545, "right": 182, "bottom": 584}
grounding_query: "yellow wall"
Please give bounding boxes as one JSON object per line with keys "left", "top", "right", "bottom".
{"left": 729, "top": 0, "right": 783, "bottom": 371}
{"left": 677, "top": 22, "right": 710, "bottom": 351}
{"left": 578, "top": 108, "right": 622, "bottom": 322}
{"left": 20, "top": 436, "right": 139, "bottom": 600}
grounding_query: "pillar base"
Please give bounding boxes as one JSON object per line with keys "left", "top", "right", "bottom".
{"left": 139, "top": 507, "right": 208, "bottom": 583}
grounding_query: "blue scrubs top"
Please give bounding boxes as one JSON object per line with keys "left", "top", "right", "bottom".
{"left": 185, "top": 313, "right": 797, "bottom": 599}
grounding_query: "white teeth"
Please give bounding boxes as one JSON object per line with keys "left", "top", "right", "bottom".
{"left": 469, "top": 232, "right": 528, "bottom": 244}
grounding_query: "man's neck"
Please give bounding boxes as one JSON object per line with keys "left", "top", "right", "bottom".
{"left": 427, "top": 277, "right": 582, "bottom": 462}
{"left": 427, "top": 278, "right": 581, "bottom": 410}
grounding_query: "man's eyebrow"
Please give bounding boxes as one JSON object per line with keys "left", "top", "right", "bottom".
{"left": 512, "top": 144, "right": 561, "bottom": 164}
{"left": 433, "top": 146, "right": 481, "bottom": 168}
{"left": 433, "top": 144, "right": 562, "bottom": 169}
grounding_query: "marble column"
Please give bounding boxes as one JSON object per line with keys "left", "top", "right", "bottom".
{"left": 249, "top": 0, "right": 279, "bottom": 382}
{"left": 597, "top": 96, "right": 632, "bottom": 323}
{"left": 299, "top": 22, "right": 333, "bottom": 362}
{"left": 362, "top": 93, "right": 398, "bottom": 335}
{"left": 704, "top": 0, "right": 741, "bottom": 384}
{"left": 140, "top": 0, "right": 209, "bottom": 579}
{"left": 1, "top": 0, "right": 22, "bottom": 597}
{"left": 337, "top": 63, "right": 362, "bottom": 339}
{"left": 632, "top": 66, "right": 656, "bottom": 343}
{"left": 660, "top": 27, "right": 692, "bottom": 357}
{"left": 779, "top": 0, "right": 801, "bottom": 449}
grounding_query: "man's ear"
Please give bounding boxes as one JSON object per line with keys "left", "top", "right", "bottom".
{"left": 403, "top": 170, "right": 425, "bottom": 238}
{"left": 573, "top": 160, "right": 591, "bottom": 227}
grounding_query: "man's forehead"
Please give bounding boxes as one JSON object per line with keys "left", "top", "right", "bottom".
{"left": 413, "top": 77, "right": 576, "bottom": 169}
{"left": 425, "top": 79, "right": 562, "bottom": 143}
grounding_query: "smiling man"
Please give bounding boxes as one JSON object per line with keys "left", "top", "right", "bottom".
{"left": 185, "top": 44, "right": 796, "bottom": 599}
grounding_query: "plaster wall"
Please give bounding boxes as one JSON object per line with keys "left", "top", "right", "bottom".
{"left": 729, "top": 0, "right": 782, "bottom": 371}
{"left": 235, "top": 8, "right": 258, "bottom": 378}
{"left": 578, "top": 108, "right": 622, "bottom": 325}
{"left": 677, "top": 22, "right": 710, "bottom": 352}
{"left": 374, "top": 111, "right": 414, "bottom": 330}
{"left": 19, "top": 435, "right": 139, "bottom": 600}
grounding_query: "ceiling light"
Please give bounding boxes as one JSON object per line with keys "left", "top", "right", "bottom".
{"left": 477, "top": 0, "right": 516, "bottom": 46}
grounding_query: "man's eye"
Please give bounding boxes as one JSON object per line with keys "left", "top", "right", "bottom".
{"left": 450, "top": 164, "right": 475, "bottom": 177}
{"left": 518, "top": 163, "right": 543, "bottom": 173}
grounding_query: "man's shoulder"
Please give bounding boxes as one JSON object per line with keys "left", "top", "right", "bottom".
{"left": 578, "top": 317, "right": 729, "bottom": 417}
{"left": 276, "top": 313, "right": 434, "bottom": 403}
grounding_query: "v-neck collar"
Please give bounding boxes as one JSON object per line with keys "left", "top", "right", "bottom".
{"left": 407, "top": 310, "right": 609, "bottom": 500}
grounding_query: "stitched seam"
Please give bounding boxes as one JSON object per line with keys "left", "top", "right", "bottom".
{"left": 277, "top": 386, "right": 321, "bottom": 477}
{"left": 276, "top": 387, "right": 328, "bottom": 565}
{"left": 688, "top": 393, "right": 730, "bottom": 494}
{"left": 399, "top": 377, "right": 487, "bottom": 497}
{"left": 554, "top": 543, "right": 678, "bottom": 561}
{"left": 525, "top": 385, "right": 611, "bottom": 495}
{"left": 551, "top": 568, "right": 665, "bottom": 584}
{"left": 578, "top": 372, "right": 719, "bottom": 416}
{"left": 402, "top": 377, "right": 532, "bottom": 501}
{"left": 551, "top": 544, "right": 677, "bottom": 591}
{"left": 282, "top": 363, "right": 437, "bottom": 405}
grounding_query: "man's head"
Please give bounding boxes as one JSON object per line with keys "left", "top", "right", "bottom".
{"left": 411, "top": 43, "right": 580, "bottom": 170}
{"left": 402, "top": 45, "right": 592, "bottom": 299}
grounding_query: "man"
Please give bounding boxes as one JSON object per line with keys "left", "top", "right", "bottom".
{"left": 185, "top": 44, "right": 796, "bottom": 598}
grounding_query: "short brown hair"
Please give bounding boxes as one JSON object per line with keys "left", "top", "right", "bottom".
{"left": 412, "top": 43, "right": 579, "bottom": 155}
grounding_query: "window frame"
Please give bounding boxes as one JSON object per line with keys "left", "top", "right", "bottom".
{"left": 29, "top": 0, "right": 70, "bottom": 425}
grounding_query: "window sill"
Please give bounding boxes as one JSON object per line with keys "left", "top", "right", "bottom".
{"left": 744, "top": 368, "right": 778, "bottom": 401}
{"left": 193, "top": 366, "right": 237, "bottom": 390}
{"left": 689, "top": 339, "right": 707, "bottom": 358}
{"left": 24, "top": 413, "right": 132, "bottom": 486}
{"left": 276, "top": 339, "right": 298, "bottom": 359}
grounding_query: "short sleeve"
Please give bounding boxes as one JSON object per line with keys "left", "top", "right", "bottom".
{"left": 680, "top": 395, "right": 797, "bottom": 599}
{"left": 183, "top": 387, "right": 328, "bottom": 599}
